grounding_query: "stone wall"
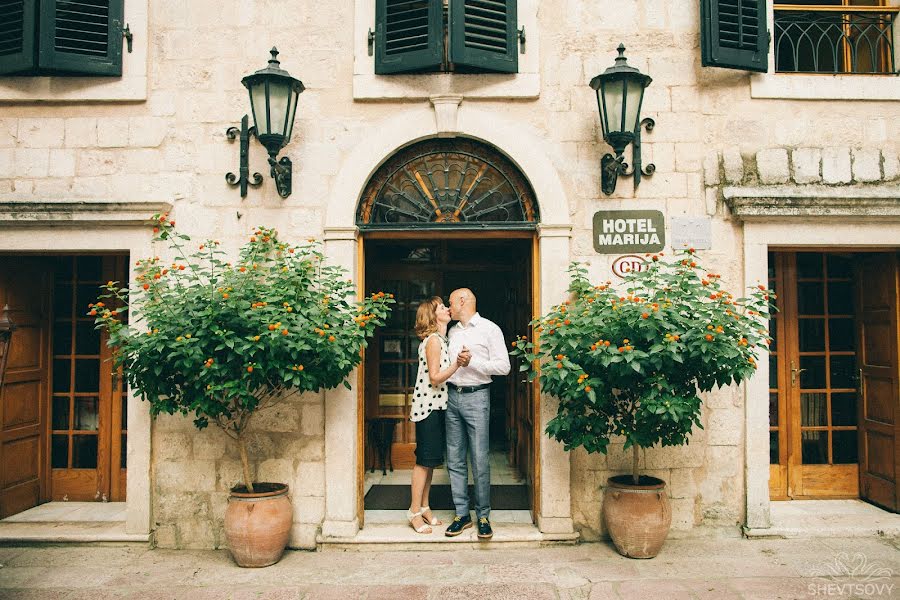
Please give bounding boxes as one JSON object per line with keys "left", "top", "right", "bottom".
{"left": 152, "top": 391, "right": 325, "bottom": 549}
{"left": 0, "top": 0, "right": 898, "bottom": 546}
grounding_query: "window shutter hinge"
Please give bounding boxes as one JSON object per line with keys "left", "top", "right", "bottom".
{"left": 518, "top": 27, "right": 526, "bottom": 54}
{"left": 368, "top": 28, "right": 375, "bottom": 56}
{"left": 123, "top": 23, "right": 133, "bottom": 53}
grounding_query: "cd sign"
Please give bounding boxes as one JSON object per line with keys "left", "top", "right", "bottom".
{"left": 611, "top": 255, "right": 649, "bottom": 278}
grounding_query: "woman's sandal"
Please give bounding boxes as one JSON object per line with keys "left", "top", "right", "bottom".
{"left": 407, "top": 510, "right": 432, "bottom": 534}
{"left": 420, "top": 506, "right": 443, "bottom": 526}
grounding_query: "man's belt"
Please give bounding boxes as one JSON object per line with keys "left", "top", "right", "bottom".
{"left": 448, "top": 382, "right": 491, "bottom": 394}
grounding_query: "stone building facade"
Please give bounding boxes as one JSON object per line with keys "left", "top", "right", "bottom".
{"left": 0, "top": 0, "right": 898, "bottom": 549}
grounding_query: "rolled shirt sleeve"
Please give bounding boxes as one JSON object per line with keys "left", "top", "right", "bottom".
{"left": 467, "top": 321, "right": 511, "bottom": 377}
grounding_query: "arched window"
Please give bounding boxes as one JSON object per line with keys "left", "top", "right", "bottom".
{"left": 356, "top": 138, "right": 539, "bottom": 230}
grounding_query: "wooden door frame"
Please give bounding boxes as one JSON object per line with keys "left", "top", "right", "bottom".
{"left": 355, "top": 230, "right": 541, "bottom": 526}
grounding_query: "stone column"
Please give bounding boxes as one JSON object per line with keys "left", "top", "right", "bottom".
{"left": 536, "top": 224, "right": 575, "bottom": 534}
{"left": 743, "top": 225, "right": 771, "bottom": 530}
{"left": 321, "top": 226, "right": 362, "bottom": 538}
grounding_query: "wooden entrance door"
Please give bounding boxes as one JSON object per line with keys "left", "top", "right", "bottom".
{"left": 769, "top": 252, "right": 860, "bottom": 499}
{"left": 50, "top": 256, "right": 127, "bottom": 502}
{"left": 856, "top": 253, "right": 900, "bottom": 512}
{"left": 363, "top": 237, "right": 533, "bottom": 481}
{"left": 0, "top": 258, "right": 51, "bottom": 518}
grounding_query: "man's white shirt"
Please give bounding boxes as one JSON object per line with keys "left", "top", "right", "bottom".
{"left": 447, "top": 313, "right": 511, "bottom": 386}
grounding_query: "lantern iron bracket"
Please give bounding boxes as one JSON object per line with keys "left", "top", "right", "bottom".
{"left": 225, "top": 114, "right": 264, "bottom": 198}
{"left": 601, "top": 117, "right": 655, "bottom": 195}
{"left": 269, "top": 155, "right": 292, "bottom": 198}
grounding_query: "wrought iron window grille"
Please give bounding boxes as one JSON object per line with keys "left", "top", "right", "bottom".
{"left": 774, "top": 4, "right": 898, "bottom": 74}
{"left": 356, "top": 138, "right": 538, "bottom": 230}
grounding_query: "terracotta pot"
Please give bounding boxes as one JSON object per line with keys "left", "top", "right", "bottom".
{"left": 224, "top": 482, "right": 292, "bottom": 567}
{"left": 602, "top": 475, "right": 671, "bottom": 559}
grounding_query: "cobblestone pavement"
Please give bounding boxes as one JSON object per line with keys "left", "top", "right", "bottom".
{"left": 1, "top": 536, "right": 899, "bottom": 599}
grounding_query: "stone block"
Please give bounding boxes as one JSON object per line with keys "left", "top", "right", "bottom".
{"left": 822, "top": 147, "right": 851, "bottom": 184}
{"left": 852, "top": 148, "right": 881, "bottom": 183}
{"left": 97, "top": 118, "right": 130, "bottom": 148}
{"left": 293, "top": 495, "right": 325, "bottom": 524}
{"left": 703, "top": 150, "right": 722, "bottom": 186}
{"left": 884, "top": 150, "right": 900, "bottom": 181}
{"left": 282, "top": 437, "right": 324, "bottom": 462}
{"left": 0, "top": 149, "right": 12, "bottom": 174}
{"left": 48, "top": 149, "right": 76, "bottom": 178}
{"left": 549, "top": 110, "right": 595, "bottom": 143}
{"left": 18, "top": 118, "right": 64, "bottom": 148}
{"left": 129, "top": 117, "right": 169, "bottom": 147}
{"left": 216, "top": 459, "right": 244, "bottom": 492}
{"left": 32, "top": 178, "right": 72, "bottom": 197}
{"left": 756, "top": 148, "right": 789, "bottom": 184}
{"left": 706, "top": 407, "right": 742, "bottom": 446}
{"left": 670, "top": 86, "right": 701, "bottom": 113}
{"left": 300, "top": 401, "right": 325, "bottom": 436}
{"left": 253, "top": 403, "right": 300, "bottom": 433}
{"left": 644, "top": 442, "right": 704, "bottom": 469}
{"left": 11, "top": 179, "right": 33, "bottom": 194}
{"left": 670, "top": 497, "right": 696, "bottom": 530}
{"left": 865, "top": 117, "right": 887, "bottom": 143}
{"left": 294, "top": 461, "right": 325, "bottom": 497}
{"left": 0, "top": 119, "right": 17, "bottom": 147}
{"left": 635, "top": 172, "right": 688, "bottom": 199}
{"left": 647, "top": 142, "right": 675, "bottom": 174}
{"left": 155, "top": 459, "right": 216, "bottom": 491}
{"left": 257, "top": 458, "right": 294, "bottom": 485}
{"left": 674, "top": 142, "right": 704, "bottom": 173}
{"left": 243, "top": 432, "right": 276, "bottom": 458}
{"left": 14, "top": 149, "right": 50, "bottom": 177}
{"left": 76, "top": 150, "right": 121, "bottom": 176}
{"left": 177, "top": 520, "right": 218, "bottom": 550}
{"left": 64, "top": 118, "right": 97, "bottom": 148}
{"left": 70, "top": 176, "right": 110, "bottom": 197}
{"left": 153, "top": 524, "right": 178, "bottom": 549}
{"left": 722, "top": 147, "right": 743, "bottom": 184}
{"left": 154, "top": 491, "right": 210, "bottom": 522}
{"left": 122, "top": 149, "right": 163, "bottom": 174}
{"left": 704, "top": 187, "right": 718, "bottom": 217}
{"left": 193, "top": 431, "right": 226, "bottom": 459}
{"left": 154, "top": 433, "right": 193, "bottom": 462}
{"left": 667, "top": 467, "right": 700, "bottom": 500}
{"left": 288, "top": 523, "right": 319, "bottom": 550}
{"left": 791, "top": 148, "right": 821, "bottom": 184}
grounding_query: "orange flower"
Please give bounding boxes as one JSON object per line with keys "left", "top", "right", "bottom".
{"left": 282, "top": 329, "right": 289, "bottom": 336}
{"left": 641, "top": 313, "right": 649, "bottom": 319}
{"left": 268, "top": 324, "right": 277, "bottom": 330}
{"left": 584, "top": 386, "right": 592, "bottom": 392}
{"left": 247, "top": 366, "right": 254, "bottom": 373}
{"left": 328, "top": 335, "right": 336, "bottom": 342}
{"left": 705, "top": 334, "right": 714, "bottom": 341}
{"left": 142, "top": 283, "right": 150, "bottom": 290}
{"left": 556, "top": 362, "right": 563, "bottom": 369}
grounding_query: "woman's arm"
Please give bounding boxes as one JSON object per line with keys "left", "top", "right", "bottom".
{"left": 425, "top": 336, "right": 458, "bottom": 386}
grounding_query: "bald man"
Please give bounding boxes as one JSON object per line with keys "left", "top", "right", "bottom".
{"left": 443, "top": 288, "right": 511, "bottom": 539}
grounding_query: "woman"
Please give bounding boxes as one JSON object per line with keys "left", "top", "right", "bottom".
{"left": 407, "top": 296, "right": 460, "bottom": 534}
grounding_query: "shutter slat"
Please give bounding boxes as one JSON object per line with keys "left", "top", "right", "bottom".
{"left": 0, "top": 0, "right": 35, "bottom": 74}
{"left": 375, "top": 0, "right": 442, "bottom": 74}
{"left": 701, "top": 0, "right": 769, "bottom": 72}
{"left": 449, "top": 0, "right": 517, "bottom": 73}
{"left": 38, "top": 0, "right": 123, "bottom": 76}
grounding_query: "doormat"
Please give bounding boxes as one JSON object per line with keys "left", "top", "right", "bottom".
{"left": 364, "top": 484, "right": 529, "bottom": 510}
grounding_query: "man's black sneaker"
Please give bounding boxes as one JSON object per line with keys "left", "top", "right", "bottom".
{"left": 444, "top": 515, "right": 473, "bottom": 537}
{"left": 477, "top": 517, "right": 493, "bottom": 540}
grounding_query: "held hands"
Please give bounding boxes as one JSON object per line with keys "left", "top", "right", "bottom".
{"left": 456, "top": 346, "right": 472, "bottom": 368}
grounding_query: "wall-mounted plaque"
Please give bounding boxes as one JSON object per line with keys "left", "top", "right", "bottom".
{"left": 593, "top": 210, "right": 665, "bottom": 254}
{"left": 669, "top": 216, "right": 712, "bottom": 251}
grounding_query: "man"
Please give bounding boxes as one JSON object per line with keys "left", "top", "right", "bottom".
{"left": 444, "top": 288, "right": 511, "bottom": 539}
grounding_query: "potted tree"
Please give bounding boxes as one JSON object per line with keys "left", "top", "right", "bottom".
{"left": 512, "top": 249, "right": 772, "bottom": 558}
{"left": 92, "top": 214, "right": 393, "bottom": 567}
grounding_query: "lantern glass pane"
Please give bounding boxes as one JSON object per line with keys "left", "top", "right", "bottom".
{"left": 267, "top": 81, "right": 291, "bottom": 138}
{"left": 249, "top": 82, "right": 269, "bottom": 135}
{"left": 284, "top": 87, "right": 298, "bottom": 141}
{"left": 595, "top": 89, "right": 609, "bottom": 138}
{"left": 603, "top": 77, "right": 626, "bottom": 135}
{"left": 623, "top": 79, "right": 645, "bottom": 133}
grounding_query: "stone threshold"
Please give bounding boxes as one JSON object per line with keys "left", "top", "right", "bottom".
{"left": 317, "top": 522, "right": 579, "bottom": 550}
{"left": 744, "top": 499, "right": 900, "bottom": 539}
{"left": 0, "top": 521, "right": 150, "bottom": 544}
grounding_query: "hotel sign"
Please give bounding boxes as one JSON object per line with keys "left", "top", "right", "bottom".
{"left": 593, "top": 210, "right": 665, "bottom": 254}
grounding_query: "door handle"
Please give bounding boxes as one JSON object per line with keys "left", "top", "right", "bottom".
{"left": 790, "top": 361, "right": 806, "bottom": 386}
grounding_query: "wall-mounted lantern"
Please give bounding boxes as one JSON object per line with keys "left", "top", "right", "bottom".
{"left": 0, "top": 304, "right": 16, "bottom": 391}
{"left": 590, "top": 44, "right": 655, "bottom": 195}
{"left": 227, "top": 48, "right": 305, "bottom": 199}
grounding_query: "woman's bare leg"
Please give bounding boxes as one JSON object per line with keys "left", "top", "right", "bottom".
{"left": 409, "top": 465, "right": 430, "bottom": 531}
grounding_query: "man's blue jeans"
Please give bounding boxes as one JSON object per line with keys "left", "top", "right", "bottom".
{"left": 445, "top": 387, "right": 491, "bottom": 519}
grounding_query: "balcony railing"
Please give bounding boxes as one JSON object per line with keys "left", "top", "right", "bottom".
{"left": 774, "top": 5, "right": 899, "bottom": 74}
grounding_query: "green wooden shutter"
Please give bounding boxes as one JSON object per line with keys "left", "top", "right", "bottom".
{"left": 38, "top": 0, "right": 124, "bottom": 76}
{"left": 449, "top": 0, "right": 517, "bottom": 73}
{"left": 375, "top": 0, "right": 443, "bottom": 75}
{"left": 0, "top": 0, "right": 37, "bottom": 75}
{"left": 701, "top": 0, "right": 768, "bottom": 72}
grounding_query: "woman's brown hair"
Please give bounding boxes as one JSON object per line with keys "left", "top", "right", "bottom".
{"left": 414, "top": 296, "right": 444, "bottom": 340}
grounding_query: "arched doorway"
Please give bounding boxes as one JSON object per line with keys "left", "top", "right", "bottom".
{"left": 357, "top": 138, "right": 540, "bottom": 524}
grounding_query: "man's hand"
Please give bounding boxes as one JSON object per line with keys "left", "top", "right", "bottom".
{"left": 457, "top": 348, "right": 472, "bottom": 367}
